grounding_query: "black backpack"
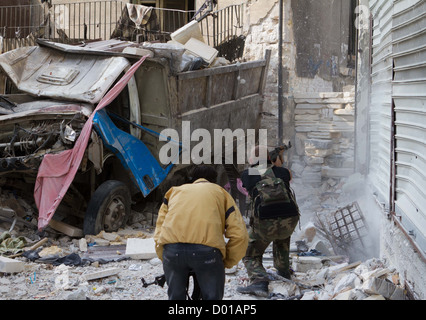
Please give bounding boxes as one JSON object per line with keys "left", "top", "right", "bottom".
{"left": 252, "top": 166, "right": 300, "bottom": 218}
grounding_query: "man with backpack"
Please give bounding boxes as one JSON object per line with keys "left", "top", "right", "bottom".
{"left": 237, "top": 146, "right": 300, "bottom": 297}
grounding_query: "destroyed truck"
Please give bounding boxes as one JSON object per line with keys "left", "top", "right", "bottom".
{"left": 0, "top": 39, "right": 270, "bottom": 235}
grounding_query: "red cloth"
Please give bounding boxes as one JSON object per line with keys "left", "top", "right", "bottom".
{"left": 34, "top": 57, "right": 147, "bottom": 230}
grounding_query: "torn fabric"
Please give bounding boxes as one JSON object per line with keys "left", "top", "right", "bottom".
{"left": 34, "top": 57, "right": 147, "bottom": 231}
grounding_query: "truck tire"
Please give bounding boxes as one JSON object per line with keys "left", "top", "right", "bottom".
{"left": 83, "top": 180, "right": 131, "bottom": 235}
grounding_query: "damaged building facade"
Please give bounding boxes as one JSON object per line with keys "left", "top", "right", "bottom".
{"left": 355, "top": 0, "right": 426, "bottom": 299}
{"left": 231, "top": 0, "right": 426, "bottom": 298}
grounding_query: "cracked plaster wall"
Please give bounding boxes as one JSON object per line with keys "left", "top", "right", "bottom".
{"left": 240, "top": 0, "right": 355, "bottom": 149}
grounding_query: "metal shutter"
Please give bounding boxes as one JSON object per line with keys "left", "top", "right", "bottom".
{"left": 369, "top": 0, "right": 394, "bottom": 205}
{"left": 392, "top": 0, "right": 426, "bottom": 252}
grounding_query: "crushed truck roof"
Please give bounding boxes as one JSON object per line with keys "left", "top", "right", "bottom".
{"left": 0, "top": 40, "right": 134, "bottom": 104}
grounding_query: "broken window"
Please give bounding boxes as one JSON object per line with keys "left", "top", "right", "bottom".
{"left": 105, "top": 78, "right": 131, "bottom": 135}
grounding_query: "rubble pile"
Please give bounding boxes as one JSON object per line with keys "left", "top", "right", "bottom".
{"left": 0, "top": 217, "right": 407, "bottom": 300}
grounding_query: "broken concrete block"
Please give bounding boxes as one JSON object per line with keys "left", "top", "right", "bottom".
{"left": 333, "top": 273, "right": 361, "bottom": 295}
{"left": 313, "top": 267, "right": 330, "bottom": 285}
{"left": 333, "top": 288, "right": 355, "bottom": 300}
{"left": 333, "top": 288, "right": 368, "bottom": 300}
{"left": 55, "top": 269, "right": 71, "bottom": 290}
{"left": 184, "top": 37, "right": 218, "bottom": 65}
{"left": 171, "top": 20, "right": 204, "bottom": 45}
{"left": 310, "top": 240, "right": 333, "bottom": 256}
{"left": 82, "top": 267, "right": 121, "bottom": 281}
{"left": 97, "top": 231, "right": 122, "bottom": 242}
{"left": 38, "top": 245, "right": 63, "bottom": 257}
{"left": 362, "top": 277, "right": 405, "bottom": 300}
{"left": 269, "top": 281, "right": 299, "bottom": 297}
{"left": 292, "top": 256, "right": 322, "bottom": 273}
{"left": 360, "top": 268, "right": 391, "bottom": 282}
{"left": 328, "top": 262, "right": 348, "bottom": 271}
{"left": 65, "top": 288, "right": 87, "bottom": 300}
{"left": 125, "top": 237, "right": 156, "bottom": 260}
{"left": 0, "top": 255, "right": 24, "bottom": 273}
{"left": 79, "top": 238, "right": 88, "bottom": 252}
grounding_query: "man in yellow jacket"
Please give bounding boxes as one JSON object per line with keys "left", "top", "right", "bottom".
{"left": 154, "top": 165, "right": 248, "bottom": 300}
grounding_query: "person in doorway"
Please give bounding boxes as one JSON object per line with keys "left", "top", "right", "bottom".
{"left": 154, "top": 165, "right": 249, "bottom": 300}
{"left": 237, "top": 146, "right": 300, "bottom": 297}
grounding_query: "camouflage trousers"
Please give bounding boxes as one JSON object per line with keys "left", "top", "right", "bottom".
{"left": 243, "top": 215, "right": 299, "bottom": 282}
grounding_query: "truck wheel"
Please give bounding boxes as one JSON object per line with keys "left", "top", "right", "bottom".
{"left": 83, "top": 180, "right": 131, "bottom": 235}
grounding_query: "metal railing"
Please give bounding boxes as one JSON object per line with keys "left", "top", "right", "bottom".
{"left": 0, "top": 1, "right": 244, "bottom": 55}
{"left": 0, "top": 1, "right": 129, "bottom": 51}
{"left": 198, "top": 4, "right": 244, "bottom": 48}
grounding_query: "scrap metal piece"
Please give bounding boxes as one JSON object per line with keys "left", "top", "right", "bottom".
{"left": 328, "top": 202, "right": 368, "bottom": 250}
{"left": 316, "top": 202, "right": 370, "bottom": 261}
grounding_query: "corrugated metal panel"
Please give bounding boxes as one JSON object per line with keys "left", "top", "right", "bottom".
{"left": 392, "top": 0, "right": 426, "bottom": 252}
{"left": 369, "top": 0, "right": 394, "bottom": 205}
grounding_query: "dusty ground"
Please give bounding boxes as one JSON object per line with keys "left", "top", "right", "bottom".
{"left": 0, "top": 218, "right": 403, "bottom": 302}
{"left": 0, "top": 224, "right": 259, "bottom": 301}
{"left": 0, "top": 178, "right": 405, "bottom": 301}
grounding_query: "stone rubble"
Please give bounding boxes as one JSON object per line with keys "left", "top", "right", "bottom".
{"left": 0, "top": 161, "right": 405, "bottom": 301}
{"left": 0, "top": 215, "right": 407, "bottom": 300}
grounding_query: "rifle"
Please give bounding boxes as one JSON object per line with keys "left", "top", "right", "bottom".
{"left": 141, "top": 272, "right": 201, "bottom": 300}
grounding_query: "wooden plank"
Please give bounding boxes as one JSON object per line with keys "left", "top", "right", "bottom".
{"left": 206, "top": 75, "right": 212, "bottom": 107}
{"left": 258, "top": 49, "right": 272, "bottom": 95}
{"left": 176, "top": 59, "right": 267, "bottom": 80}
{"left": 232, "top": 69, "right": 240, "bottom": 100}
{"left": 48, "top": 219, "right": 83, "bottom": 238}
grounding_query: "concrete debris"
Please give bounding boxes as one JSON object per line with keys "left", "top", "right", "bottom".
{"left": 125, "top": 238, "right": 156, "bottom": 260}
{"left": 79, "top": 238, "right": 88, "bottom": 252}
{"left": 292, "top": 256, "right": 323, "bottom": 273}
{"left": 0, "top": 213, "right": 408, "bottom": 300}
{"left": 0, "top": 255, "right": 24, "bottom": 273}
{"left": 65, "top": 287, "right": 87, "bottom": 300}
{"left": 82, "top": 267, "right": 121, "bottom": 282}
{"left": 362, "top": 277, "right": 405, "bottom": 300}
{"left": 38, "top": 245, "right": 63, "bottom": 258}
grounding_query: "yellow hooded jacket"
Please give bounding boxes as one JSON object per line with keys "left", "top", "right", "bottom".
{"left": 154, "top": 178, "right": 248, "bottom": 269}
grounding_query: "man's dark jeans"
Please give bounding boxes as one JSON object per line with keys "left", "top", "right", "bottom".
{"left": 162, "top": 243, "right": 225, "bottom": 300}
